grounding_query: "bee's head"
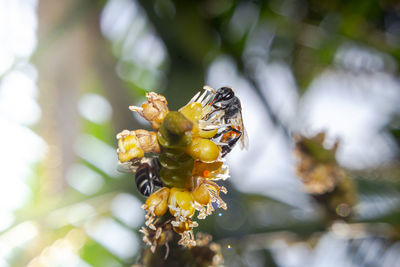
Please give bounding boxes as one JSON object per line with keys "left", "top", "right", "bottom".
{"left": 213, "top": 87, "right": 235, "bottom": 107}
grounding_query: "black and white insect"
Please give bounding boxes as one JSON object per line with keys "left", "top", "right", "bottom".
{"left": 188, "top": 86, "right": 248, "bottom": 157}
{"left": 135, "top": 158, "right": 163, "bottom": 196}
{"left": 209, "top": 87, "right": 248, "bottom": 156}
{"left": 118, "top": 157, "right": 163, "bottom": 196}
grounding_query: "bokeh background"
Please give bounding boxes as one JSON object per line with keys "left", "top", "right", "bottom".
{"left": 1, "top": 0, "right": 400, "bottom": 266}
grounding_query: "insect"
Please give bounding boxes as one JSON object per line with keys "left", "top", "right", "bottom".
{"left": 203, "top": 86, "right": 249, "bottom": 157}
{"left": 117, "top": 154, "right": 163, "bottom": 197}
{"left": 116, "top": 129, "right": 164, "bottom": 196}
{"left": 134, "top": 158, "right": 163, "bottom": 196}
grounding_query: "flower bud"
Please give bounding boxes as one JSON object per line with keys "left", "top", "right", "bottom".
{"left": 173, "top": 221, "right": 191, "bottom": 234}
{"left": 191, "top": 160, "right": 224, "bottom": 178}
{"left": 197, "top": 128, "right": 218, "bottom": 139}
{"left": 134, "top": 129, "right": 160, "bottom": 154}
{"left": 179, "top": 102, "right": 203, "bottom": 122}
{"left": 129, "top": 92, "right": 169, "bottom": 130}
{"left": 191, "top": 183, "right": 210, "bottom": 205}
{"left": 117, "top": 130, "right": 161, "bottom": 162}
{"left": 168, "top": 188, "right": 195, "bottom": 218}
{"left": 185, "top": 137, "right": 220, "bottom": 162}
{"left": 158, "top": 111, "right": 193, "bottom": 148}
{"left": 179, "top": 102, "right": 218, "bottom": 138}
{"left": 162, "top": 111, "right": 193, "bottom": 136}
{"left": 145, "top": 187, "right": 170, "bottom": 216}
{"left": 117, "top": 134, "right": 144, "bottom": 163}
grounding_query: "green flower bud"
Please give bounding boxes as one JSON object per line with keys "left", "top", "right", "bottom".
{"left": 158, "top": 111, "right": 193, "bottom": 149}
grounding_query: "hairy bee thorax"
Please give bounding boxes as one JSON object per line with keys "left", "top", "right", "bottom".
{"left": 116, "top": 86, "right": 246, "bottom": 254}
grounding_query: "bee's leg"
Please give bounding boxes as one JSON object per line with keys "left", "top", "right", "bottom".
{"left": 227, "top": 128, "right": 242, "bottom": 147}
{"left": 214, "top": 126, "right": 242, "bottom": 140}
{"left": 203, "top": 108, "right": 218, "bottom": 120}
{"left": 203, "top": 105, "right": 226, "bottom": 120}
{"left": 229, "top": 127, "right": 242, "bottom": 141}
{"left": 153, "top": 177, "right": 163, "bottom": 187}
{"left": 221, "top": 127, "right": 242, "bottom": 157}
{"left": 213, "top": 125, "right": 233, "bottom": 139}
{"left": 153, "top": 158, "right": 162, "bottom": 172}
{"left": 150, "top": 158, "right": 163, "bottom": 188}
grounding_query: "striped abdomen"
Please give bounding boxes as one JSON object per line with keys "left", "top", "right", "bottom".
{"left": 135, "top": 159, "right": 162, "bottom": 196}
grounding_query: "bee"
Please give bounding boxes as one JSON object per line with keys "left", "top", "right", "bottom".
{"left": 116, "top": 129, "right": 163, "bottom": 196}
{"left": 135, "top": 158, "right": 163, "bottom": 196}
{"left": 202, "top": 86, "right": 249, "bottom": 157}
{"left": 118, "top": 158, "right": 163, "bottom": 196}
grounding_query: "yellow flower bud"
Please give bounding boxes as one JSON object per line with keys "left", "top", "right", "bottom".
{"left": 185, "top": 137, "right": 220, "bottom": 162}
{"left": 179, "top": 102, "right": 218, "bottom": 138}
{"left": 145, "top": 187, "right": 170, "bottom": 217}
{"left": 173, "top": 221, "right": 191, "bottom": 234}
{"left": 168, "top": 188, "right": 195, "bottom": 218}
{"left": 118, "top": 148, "right": 144, "bottom": 163}
{"left": 191, "top": 160, "right": 224, "bottom": 178}
{"left": 118, "top": 134, "right": 137, "bottom": 151}
{"left": 179, "top": 102, "right": 203, "bottom": 122}
{"left": 134, "top": 129, "right": 160, "bottom": 154}
{"left": 198, "top": 128, "right": 218, "bottom": 139}
{"left": 129, "top": 92, "right": 169, "bottom": 130}
{"left": 192, "top": 183, "right": 210, "bottom": 205}
{"left": 118, "top": 135, "right": 144, "bottom": 162}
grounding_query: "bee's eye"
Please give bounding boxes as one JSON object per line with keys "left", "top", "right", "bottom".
{"left": 217, "top": 87, "right": 234, "bottom": 101}
{"left": 222, "top": 91, "right": 233, "bottom": 100}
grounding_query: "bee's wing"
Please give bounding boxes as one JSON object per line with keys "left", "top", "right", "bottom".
{"left": 238, "top": 115, "right": 249, "bottom": 150}
{"left": 117, "top": 161, "right": 138, "bottom": 173}
{"left": 240, "top": 126, "right": 249, "bottom": 150}
{"left": 187, "top": 86, "right": 216, "bottom": 106}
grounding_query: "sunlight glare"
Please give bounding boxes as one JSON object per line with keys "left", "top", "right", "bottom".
{"left": 78, "top": 93, "right": 112, "bottom": 124}
{"left": 85, "top": 217, "right": 139, "bottom": 260}
{"left": 111, "top": 193, "right": 144, "bottom": 228}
